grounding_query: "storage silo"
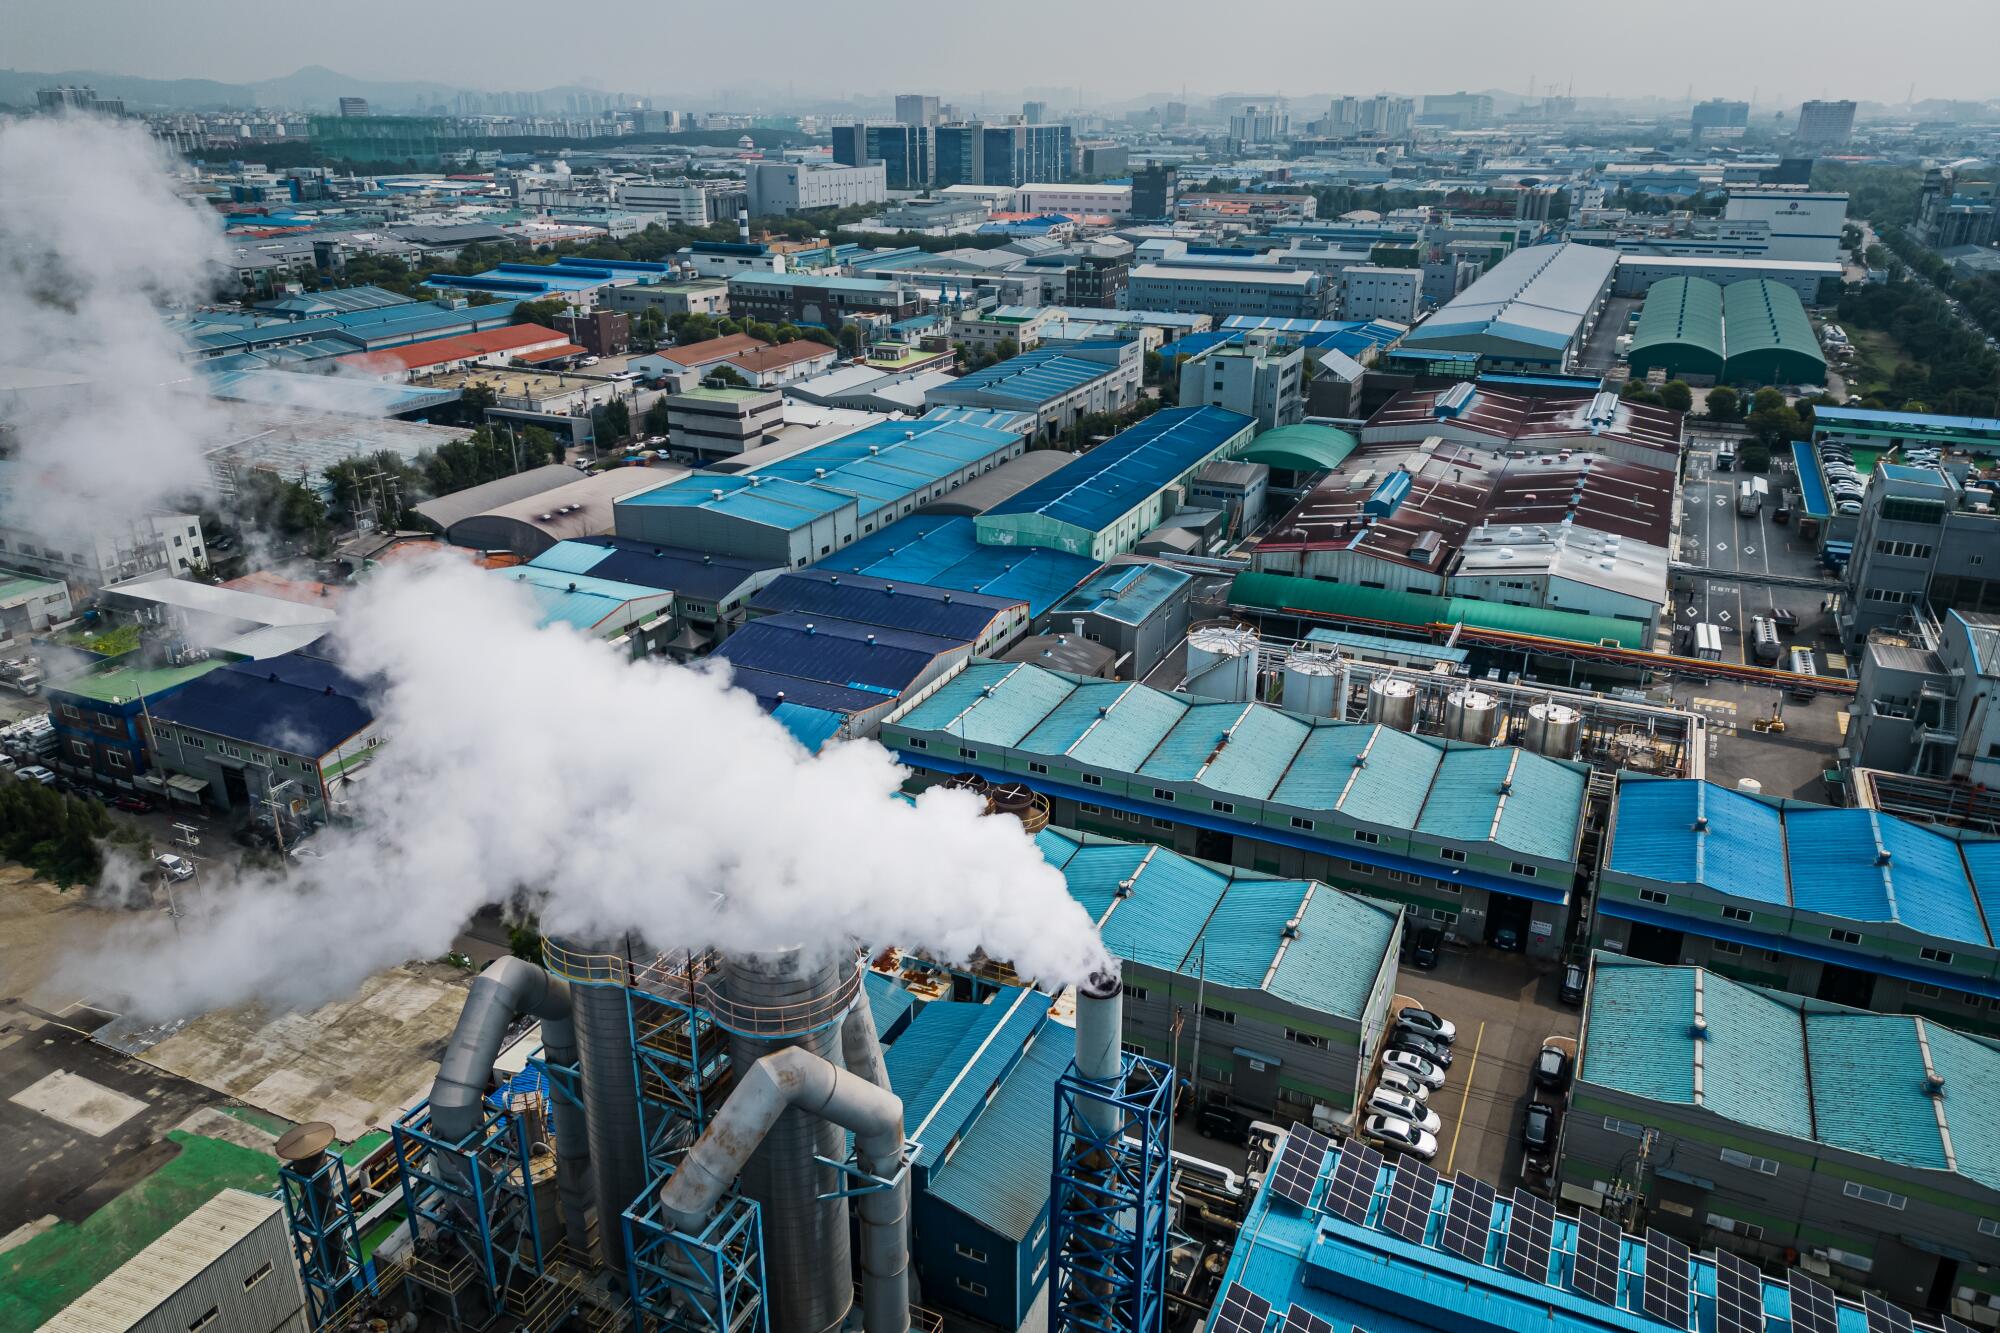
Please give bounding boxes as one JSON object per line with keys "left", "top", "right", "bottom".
{"left": 1444, "top": 689, "right": 1499, "bottom": 745}
{"left": 1523, "top": 701, "right": 1582, "bottom": 759}
{"left": 1281, "top": 650, "right": 1342, "bottom": 718}
{"left": 1184, "top": 624, "right": 1260, "bottom": 703}
{"left": 1365, "top": 677, "right": 1419, "bottom": 731}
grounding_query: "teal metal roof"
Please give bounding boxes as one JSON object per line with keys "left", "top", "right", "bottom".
{"left": 887, "top": 986, "right": 1053, "bottom": 1171}
{"left": 1047, "top": 562, "right": 1192, "bottom": 627}
{"left": 1806, "top": 1014, "right": 1949, "bottom": 1174}
{"left": 500, "top": 566, "right": 668, "bottom": 634}
{"left": 924, "top": 1026, "right": 1073, "bottom": 1243}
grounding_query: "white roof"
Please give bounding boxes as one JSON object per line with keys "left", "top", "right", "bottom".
{"left": 1129, "top": 263, "right": 1318, "bottom": 289}
{"left": 104, "top": 575, "right": 338, "bottom": 628}
{"left": 1456, "top": 524, "right": 1669, "bottom": 607}
{"left": 41, "top": 1190, "right": 282, "bottom": 1332}
{"left": 1614, "top": 254, "right": 1844, "bottom": 274}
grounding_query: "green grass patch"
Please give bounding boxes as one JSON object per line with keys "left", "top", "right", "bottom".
{"left": 0, "top": 1132, "right": 280, "bottom": 1331}
{"left": 54, "top": 622, "right": 141, "bottom": 657}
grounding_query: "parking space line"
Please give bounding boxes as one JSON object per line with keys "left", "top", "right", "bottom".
{"left": 1443, "top": 1020, "right": 1485, "bottom": 1176}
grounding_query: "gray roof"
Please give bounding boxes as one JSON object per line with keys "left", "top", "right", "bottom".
{"left": 413, "top": 465, "right": 578, "bottom": 531}
{"left": 916, "top": 449, "right": 1078, "bottom": 518}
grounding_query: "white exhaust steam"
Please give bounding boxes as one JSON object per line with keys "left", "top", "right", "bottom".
{"left": 74, "top": 556, "right": 1110, "bottom": 1016}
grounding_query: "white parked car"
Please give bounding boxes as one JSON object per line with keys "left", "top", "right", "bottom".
{"left": 155, "top": 853, "right": 194, "bottom": 882}
{"left": 13, "top": 764, "right": 56, "bottom": 785}
{"left": 1364, "top": 1089, "right": 1442, "bottom": 1135}
{"left": 1374, "top": 1068, "right": 1432, "bottom": 1104}
{"left": 1381, "top": 1048, "right": 1446, "bottom": 1089}
{"left": 1363, "top": 1114, "right": 1440, "bottom": 1160}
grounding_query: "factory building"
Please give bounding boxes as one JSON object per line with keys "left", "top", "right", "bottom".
{"left": 1564, "top": 956, "right": 2000, "bottom": 1311}
{"left": 1125, "top": 262, "right": 1330, "bottom": 322}
{"left": 332, "top": 323, "right": 580, "bottom": 381}
{"left": 599, "top": 279, "right": 731, "bottom": 320}
{"left": 812, "top": 514, "right": 1102, "bottom": 618}
{"left": 1033, "top": 562, "right": 1194, "bottom": 680}
{"left": 525, "top": 537, "right": 779, "bottom": 657}
{"left": 1598, "top": 777, "right": 2000, "bottom": 1033}
{"left": 1338, "top": 265, "right": 1423, "bottom": 322}
{"left": 711, "top": 613, "right": 975, "bottom": 738}
{"left": 144, "top": 651, "right": 380, "bottom": 825}
{"left": 0, "top": 568, "right": 73, "bottom": 640}
{"left": 975, "top": 406, "right": 1257, "bottom": 559}
{"left": 882, "top": 659, "right": 1587, "bottom": 958}
{"left": 1038, "top": 827, "right": 1403, "bottom": 1128}
{"left": 726, "top": 272, "right": 923, "bottom": 330}
{"left": 1175, "top": 343, "right": 1305, "bottom": 431}
{"left": 614, "top": 415, "right": 1026, "bottom": 567}
{"left": 48, "top": 660, "right": 225, "bottom": 794}
{"left": 1611, "top": 254, "right": 1842, "bottom": 303}
{"left": 441, "top": 467, "right": 683, "bottom": 560}
{"left": 744, "top": 160, "right": 889, "bottom": 215}
{"left": 748, "top": 567, "right": 1027, "bottom": 656}
{"left": 1722, "top": 185, "right": 1848, "bottom": 263}
{"left": 495, "top": 563, "right": 681, "bottom": 649}
{"left": 923, "top": 341, "right": 1143, "bottom": 444}
{"left": 1394, "top": 242, "right": 1617, "bottom": 374}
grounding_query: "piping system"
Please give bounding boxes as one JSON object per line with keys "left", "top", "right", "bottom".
{"left": 660, "top": 961, "right": 911, "bottom": 1333}
{"left": 428, "top": 956, "right": 593, "bottom": 1258}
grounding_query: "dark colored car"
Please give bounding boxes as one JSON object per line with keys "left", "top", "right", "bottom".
{"left": 112, "top": 794, "right": 155, "bottom": 814}
{"left": 1533, "top": 1045, "right": 1572, "bottom": 1092}
{"left": 1522, "top": 1101, "right": 1559, "bottom": 1154}
{"left": 1491, "top": 924, "right": 1523, "bottom": 953}
{"left": 1410, "top": 928, "right": 1443, "bottom": 970}
{"left": 1198, "top": 1104, "right": 1253, "bottom": 1147}
{"left": 1558, "top": 964, "right": 1586, "bottom": 1006}
{"left": 1389, "top": 1030, "right": 1454, "bottom": 1069}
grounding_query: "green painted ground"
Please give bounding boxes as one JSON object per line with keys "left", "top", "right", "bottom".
{"left": 0, "top": 1132, "right": 280, "bottom": 1331}
{"left": 217, "top": 1104, "right": 293, "bottom": 1137}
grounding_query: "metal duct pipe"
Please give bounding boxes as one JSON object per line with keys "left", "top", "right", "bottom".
{"left": 840, "top": 980, "right": 889, "bottom": 1093}
{"left": 428, "top": 956, "right": 593, "bottom": 1258}
{"left": 562, "top": 943, "right": 650, "bottom": 1274}
{"left": 837, "top": 982, "right": 908, "bottom": 1333}
{"left": 659, "top": 1046, "right": 909, "bottom": 1333}
{"left": 1074, "top": 968, "right": 1125, "bottom": 1137}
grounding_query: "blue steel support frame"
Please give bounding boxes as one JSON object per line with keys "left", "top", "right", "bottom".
{"left": 623, "top": 1184, "right": 768, "bottom": 1333}
{"left": 391, "top": 1097, "right": 546, "bottom": 1301}
{"left": 624, "top": 977, "right": 724, "bottom": 1186}
{"left": 278, "top": 1151, "right": 372, "bottom": 1329}
{"left": 1050, "top": 1053, "right": 1174, "bottom": 1333}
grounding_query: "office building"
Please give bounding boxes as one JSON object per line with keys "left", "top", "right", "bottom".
{"left": 337, "top": 96, "right": 370, "bottom": 117}
{"left": 1915, "top": 168, "right": 1999, "bottom": 250}
{"left": 1794, "top": 98, "right": 1858, "bottom": 146}
{"left": 48, "top": 659, "right": 226, "bottom": 792}
{"left": 1421, "top": 91, "right": 1493, "bottom": 128}
{"left": 1838, "top": 458, "right": 2000, "bottom": 641}
{"left": 1022, "top": 100, "right": 1049, "bottom": 124}
{"left": 618, "top": 179, "right": 734, "bottom": 226}
{"left": 1126, "top": 262, "right": 1329, "bottom": 321}
{"left": 661, "top": 387, "right": 786, "bottom": 460}
{"left": 1849, "top": 607, "right": 2000, "bottom": 789}
{"left": 744, "top": 161, "right": 888, "bottom": 216}
{"left": 1016, "top": 182, "right": 1132, "bottom": 218}
{"left": 600, "top": 279, "right": 730, "bottom": 320}
{"left": 1563, "top": 955, "right": 2000, "bottom": 1309}
{"left": 1690, "top": 98, "right": 1749, "bottom": 136}
{"left": 1394, "top": 242, "right": 1617, "bottom": 374}
{"left": 726, "top": 271, "right": 923, "bottom": 329}
{"left": 832, "top": 122, "right": 935, "bottom": 191}
{"left": 895, "top": 93, "right": 941, "bottom": 127}
{"left": 1339, "top": 265, "right": 1422, "bottom": 321}
{"left": 1176, "top": 343, "right": 1305, "bottom": 431}
{"left": 1130, "top": 165, "right": 1176, "bottom": 221}
{"left": 553, "top": 309, "right": 630, "bottom": 357}
{"left": 1721, "top": 186, "right": 1848, "bottom": 264}
{"left": 934, "top": 123, "right": 1073, "bottom": 188}
{"left": 1076, "top": 141, "right": 1128, "bottom": 178}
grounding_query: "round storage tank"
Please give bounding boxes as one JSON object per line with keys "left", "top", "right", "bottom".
{"left": 1282, "top": 651, "right": 1342, "bottom": 718}
{"left": 1445, "top": 689, "right": 1499, "bottom": 745}
{"left": 1185, "top": 625, "right": 1260, "bottom": 703}
{"left": 1366, "top": 678, "right": 1419, "bottom": 731}
{"left": 1524, "top": 702, "right": 1582, "bottom": 759}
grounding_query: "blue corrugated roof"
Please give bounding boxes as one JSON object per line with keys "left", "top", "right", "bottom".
{"left": 531, "top": 537, "right": 776, "bottom": 598}
{"left": 862, "top": 969, "right": 916, "bottom": 1045}
{"left": 926, "top": 347, "right": 1126, "bottom": 409}
{"left": 1607, "top": 779, "right": 1788, "bottom": 905}
{"left": 923, "top": 1024, "right": 1072, "bottom": 1244}
{"left": 1047, "top": 563, "right": 1192, "bottom": 627}
{"left": 713, "top": 612, "right": 960, "bottom": 698}
{"left": 752, "top": 569, "right": 1021, "bottom": 640}
{"left": 811, "top": 515, "right": 1099, "bottom": 617}
{"left": 1786, "top": 808, "right": 1989, "bottom": 946}
{"left": 766, "top": 700, "right": 845, "bottom": 753}
{"left": 983, "top": 406, "right": 1254, "bottom": 533}
{"left": 501, "top": 566, "right": 670, "bottom": 634}
{"left": 148, "top": 651, "right": 373, "bottom": 756}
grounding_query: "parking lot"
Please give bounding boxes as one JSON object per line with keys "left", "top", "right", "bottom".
{"left": 1379, "top": 945, "right": 1581, "bottom": 1191}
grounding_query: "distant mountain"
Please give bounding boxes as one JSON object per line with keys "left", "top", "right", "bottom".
{"left": 0, "top": 65, "right": 624, "bottom": 114}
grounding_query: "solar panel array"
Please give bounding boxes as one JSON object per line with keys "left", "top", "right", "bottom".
{"left": 1865, "top": 1293, "right": 1915, "bottom": 1333}
{"left": 1377, "top": 1161, "right": 1438, "bottom": 1244}
{"left": 1502, "top": 1188, "right": 1555, "bottom": 1282}
{"left": 1938, "top": 1317, "right": 1976, "bottom": 1333}
{"left": 1788, "top": 1272, "right": 1839, "bottom": 1333}
{"left": 1640, "top": 1229, "right": 1690, "bottom": 1329}
{"left": 1569, "top": 1208, "right": 1621, "bottom": 1306}
{"left": 1211, "top": 1283, "right": 1273, "bottom": 1333}
{"left": 1439, "top": 1173, "right": 1495, "bottom": 1264}
{"left": 1712, "top": 1250, "right": 1764, "bottom": 1333}
{"left": 1322, "top": 1140, "right": 1383, "bottom": 1226}
{"left": 1269, "top": 1124, "right": 1331, "bottom": 1211}
{"left": 1280, "top": 1305, "right": 1335, "bottom": 1333}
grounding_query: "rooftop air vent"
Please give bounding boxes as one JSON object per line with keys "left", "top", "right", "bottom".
{"left": 1924, "top": 1074, "right": 1946, "bottom": 1098}
{"left": 1281, "top": 918, "right": 1301, "bottom": 940}
{"left": 1877, "top": 850, "right": 1893, "bottom": 868}
{"left": 1690, "top": 1016, "right": 1709, "bottom": 1040}
{"left": 1692, "top": 816, "right": 1709, "bottom": 832}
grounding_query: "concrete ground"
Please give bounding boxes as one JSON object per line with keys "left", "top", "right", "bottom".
{"left": 1388, "top": 945, "right": 1580, "bottom": 1191}
{"left": 1578, "top": 297, "right": 1640, "bottom": 377}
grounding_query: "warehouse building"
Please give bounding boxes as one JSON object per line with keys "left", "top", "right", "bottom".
{"left": 1038, "top": 826, "right": 1402, "bottom": 1126}
{"left": 1598, "top": 777, "right": 2000, "bottom": 1033}
{"left": 411, "top": 464, "right": 576, "bottom": 536}
{"left": 748, "top": 567, "right": 1027, "bottom": 655}
{"left": 974, "top": 406, "right": 1257, "bottom": 559}
{"left": 1394, "top": 242, "right": 1618, "bottom": 374}
{"left": 497, "top": 563, "right": 680, "bottom": 650}
{"left": 1563, "top": 956, "right": 2000, "bottom": 1312}
{"left": 811, "top": 514, "right": 1101, "bottom": 617}
{"left": 913, "top": 449, "right": 1077, "bottom": 517}
{"left": 525, "top": 537, "right": 778, "bottom": 657}
{"left": 614, "top": 415, "right": 1025, "bottom": 567}
{"left": 923, "top": 341, "right": 1143, "bottom": 444}
{"left": 711, "top": 613, "right": 973, "bottom": 738}
{"left": 1627, "top": 276, "right": 1726, "bottom": 382}
{"left": 1718, "top": 278, "right": 1826, "bottom": 387}
{"left": 443, "top": 467, "right": 682, "bottom": 560}
{"left": 1032, "top": 561, "right": 1193, "bottom": 679}
{"left": 1612, "top": 254, "right": 1842, "bottom": 303}
{"left": 882, "top": 659, "right": 1587, "bottom": 957}
{"left": 1359, "top": 383, "right": 1685, "bottom": 471}
{"left": 144, "top": 650, "right": 380, "bottom": 825}
{"left": 0, "top": 568, "right": 73, "bottom": 640}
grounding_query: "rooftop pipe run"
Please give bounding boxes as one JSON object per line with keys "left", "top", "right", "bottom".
{"left": 660, "top": 980, "right": 909, "bottom": 1333}
{"left": 428, "top": 956, "right": 593, "bottom": 1259}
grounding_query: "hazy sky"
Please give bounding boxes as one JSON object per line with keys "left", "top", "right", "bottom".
{"left": 8, "top": 0, "right": 1996, "bottom": 107}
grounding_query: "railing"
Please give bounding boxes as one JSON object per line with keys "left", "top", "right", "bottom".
{"left": 697, "top": 961, "right": 861, "bottom": 1039}
{"left": 543, "top": 939, "right": 720, "bottom": 997}
{"left": 319, "top": 1253, "right": 408, "bottom": 1332}
{"left": 404, "top": 1249, "right": 478, "bottom": 1294}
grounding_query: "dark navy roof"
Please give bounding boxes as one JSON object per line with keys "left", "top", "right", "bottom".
{"left": 532, "top": 537, "right": 778, "bottom": 599}
{"left": 148, "top": 650, "right": 373, "bottom": 755}
{"left": 750, "top": 569, "right": 1021, "bottom": 640}
{"left": 721, "top": 666, "right": 890, "bottom": 716}
{"left": 713, "top": 612, "right": 962, "bottom": 698}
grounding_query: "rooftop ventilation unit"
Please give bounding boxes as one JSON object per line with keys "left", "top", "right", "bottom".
{"left": 1434, "top": 382, "right": 1477, "bottom": 418}
{"left": 1585, "top": 390, "right": 1620, "bottom": 432}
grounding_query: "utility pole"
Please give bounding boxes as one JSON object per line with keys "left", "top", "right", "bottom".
{"left": 1188, "top": 937, "right": 1209, "bottom": 1109}
{"left": 262, "top": 778, "right": 297, "bottom": 869}
{"left": 166, "top": 820, "right": 204, "bottom": 938}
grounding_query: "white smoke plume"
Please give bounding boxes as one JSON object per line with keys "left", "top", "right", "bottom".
{"left": 0, "top": 115, "right": 228, "bottom": 536}
{"left": 72, "top": 555, "right": 1111, "bottom": 1017}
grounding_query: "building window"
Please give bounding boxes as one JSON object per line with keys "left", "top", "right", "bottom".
{"left": 1346, "top": 860, "right": 1373, "bottom": 876}
{"left": 1510, "top": 863, "right": 1537, "bottom": 878}
{"left": 96, "top": 711, "right": 118, "bottom": 728}
{"left": 1286, "top": 1028, "right": 1327, "bottom": 1049}
{"left": 955, "top": 1243, "right": 988, "bottom": 1263}
{"left": 1603, "top": 1116, "right": 1644, "bottom": 1138}
{"left": 1082, "top": 773, "right": 1103, "bottom": 786}
{"left": 1028, "top": 761, "right": 1048, "bottom": 774}
{"left": 1079, "top": 803, "right": 1101, "bottom": 815}
{"left": 244, "top": 1261, "right": 272, "bottom": 1290}
{"left": 1202, "top": 1006, "right": 1235, "bottom": 1025}
{"left": 1719, "top": 1148, "right": 1780, "bottom": 1176}
{"left": 1909, "top": 983, "right": 1942, "bottom": 999}
{"left": 908, "top": 738, "right": 927, "bottom": 750}
{"left": 956, "top": 1279, "right": 988, "bottom": 1297}
{"left": 1152, "top": 817, "right": 1174, "bottom": 830}
{"left": 1841, "top": 1181, "right": 1906, "bottom": 1210}
{"left": 1721, "top": 906, "right": 1754, "bottom": 923}
{"left": 1706, "top": 1212, "right": 1766, "bottom": 1241}
{"left": 70, "top": 739, "right": 90, "bottom": 759}
{"left": 1292, "top": 816, "right": 1315, "bottom": 830}
{"left": 1212, "top": 800, "right": 1234, "bottom": 814}
{"left": 1639, "top": 889, "right": 1671, "bottom": 905}
{"left": 59, "top": 702, "right": 80, "bottom": 721}
{"left": 1432, "top": 909, "right": 1458, "bottom": 923}
{"left": 1980, "top": 1218, "right": 2000, "bottom": 1239}
{"left": 1153, "top": 788, "right": 1175, "bottom": 802}
{"left": 1440, "top": 847, "right": 1467, "bottom": 863}
{"left": 959, "top": 748, "right": 978, "bottom": 760}
{"left": 1920, "top": 946, "right": 1953, "bottom": 965}
{"left": 1352, "top": 828, "right": 1377, "bottom": 843}
{"left": 189, "top": 1310, "right": 220, "bottom": 1333}
{"left": 1712, "top": 940, "right": 1742, "bottom": 956}
{"left": 1125, "top": 985, "right": 1148, "bottom": 1002}
{"left": 108, "top": 751, "right": 130, "bottom": 771}
{"left": 1829, "top": 928, "right": 1862, "bottom": 945}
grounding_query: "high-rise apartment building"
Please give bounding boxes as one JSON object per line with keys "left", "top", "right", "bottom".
{"left": 338, "top": 96, "right": 371, "bottom": 117}
{"left": 1023, "top": 100, "right": 1050, "bottom": 124}
{"left": 1228, "top": 103, "right": 1290, "bottom": 145}
{"left": 36, "top": 85, "right": 125, "bottom": 116}
{"left": 1420, "top": 91, "right": 1493, "bottom": 128}
{"left": 1328, "top": 94, "right": 1414, "bottom": 137}
{"left": 1690, "top": 98, "right": 1749, "bottom": 135}
{"left": 1794, "top": 99, "right": 1857, "bottom": 146}
{"left": 895, "top": 94, "right": 941, "bottom": 127}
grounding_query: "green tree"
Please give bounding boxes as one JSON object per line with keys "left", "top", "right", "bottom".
{"left": 717, "top": 318, "right": 744, "bottom": 336}
{"left": 1659, "top": 380, "right": 1694, "bottom": 413}
{"left": 1619, "top": 380, "right": 1660, "bottom": 405}
{"left": 1143, "top": 350, "right": 1165, "bottom": 384}
{"left": 775, "top": 323, "right": 802, "bottom": 343}
{"left": 994, "top": 338, "right": 1020, "bottom": 361}
{"left": 634, "top": 307, "right": 666, "bottom": 346}
{"left": 458, "top": 381, "right": 497, "bottom": 426}
{"left": 513, "top": 297, "right": 571, "bottom": 328}
{"left": 645, "top": 397, "right": 672, "bottom": 437}
{"left": 837, "top": 324, "right": 864, "bottom": 356}
{"left": 1705, "top": 385, "right": 1742, "bottom": 421}
{"left": 800, "top": 326, "right": 837, "bottom": 348}
{"left": 745, "top": 321, "right": 779, "bottom": 344}
{"left": 507, "top": 919, "right": 545, "bottom": 963}
{"left": 677, "top": 314, "right": 718, "bottom": 345}
{"left": 706, "top": 365, "right": 751, "bottom": 389}
{"left": 1737, "top": 440, "right": 1773, "bottom": 473}
{"left": 233, "top": 471, "right": 329, "bottom": 551}
{"left": 600, "top": 399, "right": 632, "bottom": 444}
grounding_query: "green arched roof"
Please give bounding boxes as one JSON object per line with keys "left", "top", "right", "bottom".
{"left": 1239, "top": 423, "right": 1359, "bottom": 474}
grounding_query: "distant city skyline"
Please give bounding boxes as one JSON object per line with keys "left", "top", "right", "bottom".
{"left": 9, "top": 0, "right": 1997, "bottom": 110}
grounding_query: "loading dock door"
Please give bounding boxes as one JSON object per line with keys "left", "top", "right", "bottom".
{"left": 1231, "top": 1047, "right": 1281, "bottom": 1113}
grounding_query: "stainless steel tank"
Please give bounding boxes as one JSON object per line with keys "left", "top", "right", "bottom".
{"left": 1445, "top": 689, "right": 1499, "bottom": 745}
{"left": 1184, "top": 624, "right": 1260, "bottom": 703}
{"left": 1365, "top": 677, "right": 1418, "bottom": 731}
{"left": 713, "top": 950, "right": 856, "bottom": 1333}
{"left": 1524, "top": 701, "right": 1582, "bottom": 759}
{"left": 1281, "top": 650, "right": 1341, "bottom": 717}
